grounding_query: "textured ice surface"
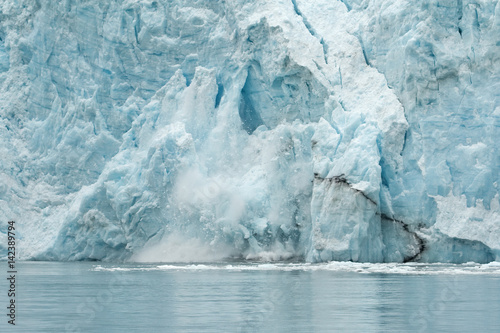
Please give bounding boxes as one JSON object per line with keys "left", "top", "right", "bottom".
{"left": 0, "top": 0, "right": 498, "bottom": 262}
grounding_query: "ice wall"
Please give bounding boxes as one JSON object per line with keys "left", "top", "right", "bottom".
{"left": 342, "top": 0, "right": 500, "bottom": 262}
{"left": 0, "top": 0, "right": 498, "bottom": 262}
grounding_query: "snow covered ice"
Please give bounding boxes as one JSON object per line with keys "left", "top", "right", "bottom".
{"left": 0, "top": 0, "right": 499, "bottom": 263}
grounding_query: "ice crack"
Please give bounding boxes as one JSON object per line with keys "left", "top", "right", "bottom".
{"left": 291, "top": 0, "right": 329, "bottom": 64}
{"left": 314, "top": 173, "right": 377, "bottom": 206}
{"left": 380, "top": 214, "right": 426, "bottom": 263}
{"left": 314, "top": 173, "right": 427, "bottom": 263}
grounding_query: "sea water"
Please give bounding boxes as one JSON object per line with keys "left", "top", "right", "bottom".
{"left": 2, "top": 261, "right": 500, "bottom": 332}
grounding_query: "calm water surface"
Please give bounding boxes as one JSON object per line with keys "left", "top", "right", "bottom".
{"left": 2, "top": 261, "right": 500, "bottom": 332}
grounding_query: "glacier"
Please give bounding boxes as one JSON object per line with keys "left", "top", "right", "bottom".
{"left": 0, "top": 0, "right": 499, "bottom": 263}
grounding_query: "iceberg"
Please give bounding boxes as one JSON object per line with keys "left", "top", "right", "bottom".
{"left": 0, "top": 0, "right": 498, "bottom": 263}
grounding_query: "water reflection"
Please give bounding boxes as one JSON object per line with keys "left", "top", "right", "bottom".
{"left": 3, "top": 262, "right": 499, "bottom": 332}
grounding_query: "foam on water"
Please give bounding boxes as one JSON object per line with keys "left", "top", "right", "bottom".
{"left": 1, "top": 0, "right": 499, "bottom": 263}
{"left": 93, "top": 261, "right": 500, "bottom": 275}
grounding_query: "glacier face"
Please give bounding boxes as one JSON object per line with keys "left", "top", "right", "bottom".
{"left": 0, "top": 0, "right": 498, "bottom": 262}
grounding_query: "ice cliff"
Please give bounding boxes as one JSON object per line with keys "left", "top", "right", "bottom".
{"left": 0, "top": 0, "right": 499, "bottom": 263}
